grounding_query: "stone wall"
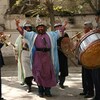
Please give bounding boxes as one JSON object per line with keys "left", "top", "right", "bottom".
{"left": 0, "top": 0, "right": 9, "bottom": 24}
{"left": 0, "top": 0, "right": 97, "bottom": 32}
{"left": 4, "top": 14, "right": 97, "bottom": 30}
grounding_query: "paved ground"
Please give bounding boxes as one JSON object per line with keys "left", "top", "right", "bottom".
{"left": 1, "top": 56, "right": 93, "bottom": 100}
{"left": 1, "top": 30, "right": 93, "bottom": 100}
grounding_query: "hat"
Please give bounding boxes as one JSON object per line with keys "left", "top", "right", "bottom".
{"left": 84, "top": 21, "right": 93, "bottom": 28}
{"left": 23, "top": 21, "right": 31, "bottom": 27}
{"left": 22, "top": 21, "right": 33, "bottom": 31}
{"left": 36, "top": 15, "right": 46, "bottom": 27}
{"left": 54, "top": 20, "right": 62, "bottom": 27}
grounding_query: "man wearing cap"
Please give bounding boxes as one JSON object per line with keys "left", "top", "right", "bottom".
{"left": 0, "top": 32, "right": 5, "bottom": 100}
{"left": 15, "top": 18, "right": 67, "bottom": 97}
{"left": 79, "top": 21, "right": 94, "bottom": 98}
{"left": 54, "top": 20, "right": 69, "bottom": 89}
{"left": 90, "top": 11, "right": 100, "bottom": 100}
{"left": 0, "top": 43, "right": 5, "bottom": 100}
{"left": 14, "top": 22, "right": 34, "bottom": 92}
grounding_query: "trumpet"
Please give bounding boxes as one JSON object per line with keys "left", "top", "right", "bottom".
{"left": 71, "top": 31, "right": 83, "bottom": 40}
{"left": 0, "top": 32, "right": 15, "bottom": 48}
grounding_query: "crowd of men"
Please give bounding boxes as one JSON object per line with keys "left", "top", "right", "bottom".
{"left": 0, "top": 10, "right": 100, "bottom": 100}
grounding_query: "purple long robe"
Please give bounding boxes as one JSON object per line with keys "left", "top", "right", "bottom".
{"left": 32, "top": 33, "right": 57, "bottom": 87}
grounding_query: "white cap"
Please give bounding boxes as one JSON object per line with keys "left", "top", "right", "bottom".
{"left": 54, "top": 20, "right": 62, "bottom": 27}
{"left": 23, "top": 22, "right": 31, "bottom": 27}
{"left": 84, "top": 21, "right": 93, "bottom": 28}
{"left": 84, "top": 21, "right": 92, "bottom": 25}
{"left": 54, "top": 23, "right": 62, "bottom": 27}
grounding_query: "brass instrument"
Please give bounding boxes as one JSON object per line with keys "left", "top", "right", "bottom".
{"left": 0, "top": 32, "right": 15, "bottom": 48}
{"left": 71, "top": 31, "right": 83, "bottom": 40}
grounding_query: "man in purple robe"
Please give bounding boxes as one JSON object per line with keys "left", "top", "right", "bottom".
{"left": 15, "top": 18, "right": 67, "bottom": 97}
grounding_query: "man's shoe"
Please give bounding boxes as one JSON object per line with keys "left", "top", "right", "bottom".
{"left": 45, "top": 89, "right": 52, "bottom": 97}
{"left": 79, "top": 92, "right": 86, "bottom": 95}
{"left": 39, "top": 93, "right": 44, "bottom": 97}
{"left": 89, "top": 97, "right": 96, "bottom": 100}
{"left": 27, "top": 88, "right": 31, "bottom": 93}
{"left": 20, "top": 82, "right": 25, "bottom": 85}
{"left": 59, "top": 84, "right": 65, "bottom": 89}
{"left": 84, "top": 94, "right": 94, "bottom": 98}
{"left": 45, "top": 93, "right": 52, "bottom": 97}
{"left": 27, "top": 85, "right": 32, "bottom": 93}
{"left": 1, "top": 98, "right": 5, "bottom": 100}
{"left": 60, "top": 85, "right": 65, "bottom": 89}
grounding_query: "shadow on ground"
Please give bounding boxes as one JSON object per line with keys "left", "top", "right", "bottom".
{"left": 1, "top": 56, "right": 87, "bottom": 100}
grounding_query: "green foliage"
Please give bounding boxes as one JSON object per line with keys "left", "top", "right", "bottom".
{"left": 8, "top": 0, "right": 99, "bottom": 16}
{"left": 13, "top": 0, "right": 23, "bottom": 7}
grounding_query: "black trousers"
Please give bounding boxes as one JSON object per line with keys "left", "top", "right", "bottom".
{"left": 58, "top": 50, "right": 68, "bottom": 86}
{"left": 92, "top": 68, "right": 100, "bottom": 100}
{"left": 82, "top": 67, "right": 94, "bottom": 95}
{"left": 24, "top": 76, "right": 33, "bottom": 87}
{"left": 38, "top": 86, "right": 51, "bottom": 94}
{"left": 0, "top": 67, "right": 2, "bottom": 99}
{"left": 59, "top": 76, "right": 65, "bottom": 86}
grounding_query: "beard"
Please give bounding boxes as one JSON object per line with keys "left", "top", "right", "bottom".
{"left": 37, "top": 29, "right": 46, "bottom": 34}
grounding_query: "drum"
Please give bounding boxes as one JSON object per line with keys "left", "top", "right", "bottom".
{"left": 60, "top": 36, "right": 78, "bottom": 67}
{"left": 75, "top": 32, "right": 100, "bottom": 69}
{"left": 61, "top": 37, "right": 73, "bottom": 55}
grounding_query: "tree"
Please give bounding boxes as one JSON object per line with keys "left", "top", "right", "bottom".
{"left": 6, "top": 0, "right": 100, "bottom": 30}
{"left": 7, "top": 0, "right": 71, "bottom": 30}
{"left": 78, "top": 0, "right": 100, "bottom": 13}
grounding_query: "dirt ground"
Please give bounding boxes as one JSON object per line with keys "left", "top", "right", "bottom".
{"left": 1, "top": 56, "right": 92, "bottom": 100}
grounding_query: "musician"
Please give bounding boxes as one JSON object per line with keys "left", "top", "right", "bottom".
{"left": 54, "top": 20, "right": 69, "bottom": 89}
{"left": 90, "top": 10, "right": 100, "bottom": 100}
{"left": 79, "top": 21, "right": 94, "bottom": 98}
{"left": 0, "top": 33, "right": 5, "bottom": 100}
{"left": 0, "top": 44, "right": 4, "bottom": 66}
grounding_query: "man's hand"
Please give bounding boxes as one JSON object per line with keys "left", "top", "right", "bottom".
{"left": 63, "top": 20, "right": 67, "bottom": 27}
{"left": 15, "top": 19, "right": 20, "bottom": 27}
{"left": 60, "top": 20, "right": 68, "bottom": 35}
{"left": 15, "top": 19, "right": 23, "bottom": 35}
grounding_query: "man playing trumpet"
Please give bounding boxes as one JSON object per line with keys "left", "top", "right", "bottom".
{"left": 0, "top": 32, "right": 12, "bottom": 47}
{"left": 0, "top": 32, "right": 5, "bottom": 100}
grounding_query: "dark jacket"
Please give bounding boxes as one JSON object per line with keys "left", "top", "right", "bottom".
{"left": 0, "top": 43, "right": 4, "bottom": 67}
{"left": 57, "top": 33, "right": 69, "bottom": 76}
